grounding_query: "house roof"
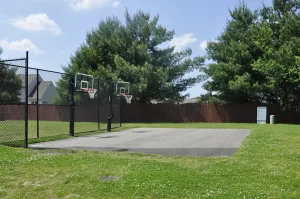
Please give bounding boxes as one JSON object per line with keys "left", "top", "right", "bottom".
{"left": 179, "top": 98, "right": 198, "bottom": 104}
{"left": 19, "top": 74, "right": 43, "bottom": 87}
{"left": 154, "top": 98, "right": 198, "bottom": 104}
{"left": 29, "top": 81, "right": 54, "bottom": 99}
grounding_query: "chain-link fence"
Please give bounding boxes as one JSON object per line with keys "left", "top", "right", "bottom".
{"left": 27, "top": 69, "right": 71, "bottom": 139}
{"left": 27, "top": 71, "right": 122, "bottom": 139}
{"left": 0, "top": 55, "right": 28, "bottom": 147}
{"left": 1, "top": 52, "right": 122, "bottom": 148}
{"left": 73, "top": 79, "right": 121, "bottom": 133}
{"left": 110, "top": 86, "right": 121, "bottom": 130}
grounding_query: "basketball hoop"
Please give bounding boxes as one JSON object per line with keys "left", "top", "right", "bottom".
{"left": 150, "top": 99, "right": 158, "bottom": 104}
{"left": 124, "top": 94, "right": 133, "bottom": 104}
{"left": 84, "top": 88, "right": 97, "bottom": 99}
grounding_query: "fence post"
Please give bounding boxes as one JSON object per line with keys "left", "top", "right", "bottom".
{"left": 119, "top": 96, "right": 123, "bottom": 127}
{"left": 36, "top": 69, "right": 39, "bottom": 138}
{"left": 98, "top": 78, "right": 100, "bottom": 130}
{"left": 69, "top": 75, "right": 75, "bottom": 136}
{"left": 107, "top": 81, "right": 114, "bottom": 132}
{"left": 25, "top": 51, "right": 29, "bottom": 148}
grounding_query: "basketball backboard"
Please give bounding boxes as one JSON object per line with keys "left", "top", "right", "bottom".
{"left": 115, "top": 81, "right": 130, "bottom": 96}
{"left": 74, "top": 73, "right": 94, "bottom": 92}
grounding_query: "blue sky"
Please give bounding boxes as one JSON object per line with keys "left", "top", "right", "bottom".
{"left": 0, "top": 0, "right": 272, "bottom": 98}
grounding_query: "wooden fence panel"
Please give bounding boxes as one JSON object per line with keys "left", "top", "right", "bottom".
{"left": 121, "top": 103, "right": 300, "bottom": 124}
{"left": 2, "top": 103, "right": 300, "bottom": 124}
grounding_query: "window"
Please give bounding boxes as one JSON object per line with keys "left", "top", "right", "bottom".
{"left": 43, "top": 101, "right": 48, "bottom": 105}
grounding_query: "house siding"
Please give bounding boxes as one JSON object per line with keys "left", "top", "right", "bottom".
{"left": 19, "top": 74, "right": 43, "bottom": 103}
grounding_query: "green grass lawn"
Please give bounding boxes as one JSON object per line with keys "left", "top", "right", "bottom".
{"left": 0, "top": 120, "right": 121, "bottom": 145}
{"left": 1, "top": 123, "right": 300, "bottom": 198}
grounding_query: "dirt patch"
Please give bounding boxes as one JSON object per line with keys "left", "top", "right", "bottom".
{"left": 98, "top": 176, "right": 119, "bottom": 182}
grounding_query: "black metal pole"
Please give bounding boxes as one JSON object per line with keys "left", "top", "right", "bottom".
{"left": 69, "top": 75, "right": 75, "bottom": 136}
{"left": 107, "top": 82, "right": 114, "bottom": 132}
{"left": 25, "top": 51, "right": 29, "bottom": 148}
{"left": 98, "top": 78, "right": 100, "bottom": 130}
{"left": 36, "top": 69, "right": 39, "bottom": 138}
{"left": 120, "top": 96, "right": 122, "bottom": 127}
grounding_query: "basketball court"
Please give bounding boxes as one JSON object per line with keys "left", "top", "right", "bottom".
{"left": 29, "top": 73, "right": 250, "bottom": 157}
{"left": 29, "top": 128, "right": 250, "bottom": 157}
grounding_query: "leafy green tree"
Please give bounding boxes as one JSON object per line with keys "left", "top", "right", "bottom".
{"left": 203, "top": 0, "right": 300, "bottom": 109}
{"left": 203, "top": 1, "right": 267, "bottom": 104}
{"left": 252, "top": 0, "right": 300, "bottom": 109}
{"left": 52, "top": 73, "right": 71, "bottom": 105}
{"left": 0, "top": 48, "right": 22, "bottom": 103}
{"left": 55, "top": 9, "right": 205, "bottom": 104}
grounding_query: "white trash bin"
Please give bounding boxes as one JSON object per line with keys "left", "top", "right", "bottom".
{"left": 270, "top": 115, "right": 275, "bottom": 124}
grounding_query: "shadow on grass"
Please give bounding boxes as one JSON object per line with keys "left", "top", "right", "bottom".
{"left": 28, "top": 127, "right": 126, "bottom": 145}
{"left": 1, "top": 126, "right": 132, "bottom": 147}
{"left": 0, "top": 140, "right": 26, "bottom": 148}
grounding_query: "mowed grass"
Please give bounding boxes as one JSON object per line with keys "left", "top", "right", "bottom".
{"left": 0, "top": 120, "right": 122, "bottom": 145}
{"left": 0, "top": 123, "right": 300, "bottom": 198}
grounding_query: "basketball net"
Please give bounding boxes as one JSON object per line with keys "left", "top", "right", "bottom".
{"left": 150, "top": 99, "right": 158, "bottom": 104}
{"left": 84, "top": 88, "right": 97, "bottom": 99}
{"left": 121, "top": 93, "right": 133, "bottom": 104}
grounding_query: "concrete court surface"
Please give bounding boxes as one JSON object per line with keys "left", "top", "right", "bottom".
{"left": 29, "top": 128, "right": 250, "bottom": 157}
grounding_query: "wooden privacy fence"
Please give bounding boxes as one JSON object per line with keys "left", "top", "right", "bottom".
{"left": 0, "top": 104, "right": 120, "bottom": 123}
{"left": 121, "top": 103, "right": 300, "bottom": 124}
{"left": 1, "top": 103, "right": 299, "bottom": 124}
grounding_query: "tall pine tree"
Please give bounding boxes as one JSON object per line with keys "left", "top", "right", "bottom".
{"left": 55, "top": 9, "right": 205, "bottom": 104}
{"left": 203, "top": 0, "right": 300, "bottom": 109}
{"left": 204, "top": 1, "right": 266, "bottom": 103}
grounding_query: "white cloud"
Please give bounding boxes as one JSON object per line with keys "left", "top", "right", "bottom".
{"left": 199, "top": 40, "right": 208, "bottom": 50}
{"left": 0, "top": 39, "right": 44, "bottom": 54}
{"left": 67, "top": 0, "right": 118, "bottom": 10}
{"left": 168, "top": 33, "right": 197, "bottom": 52}
{"left": 11, "top": 13, "right": 61, "bottom": 36}
{"left": 112, "top": 1, "right": 120, "bottom": 7}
